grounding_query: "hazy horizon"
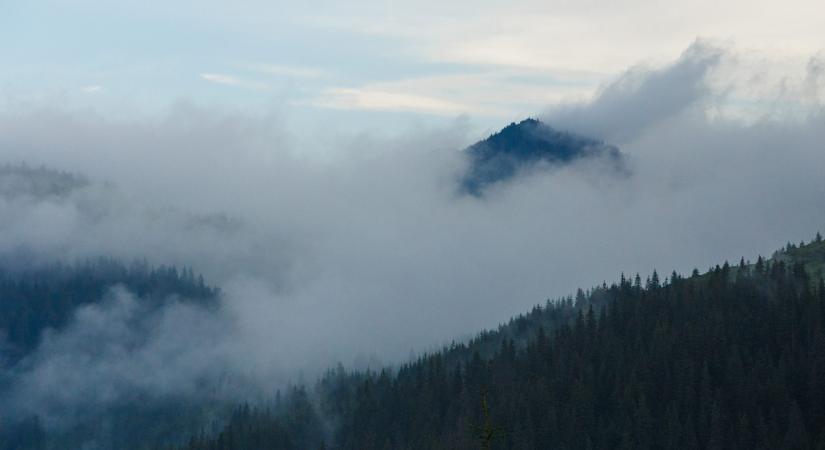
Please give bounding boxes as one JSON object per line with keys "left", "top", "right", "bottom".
{"left": 2, "top": 2, "right": 825, "bottom": 444}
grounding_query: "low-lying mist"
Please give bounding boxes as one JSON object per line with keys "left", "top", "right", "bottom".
{"left": 1, "top": 42, "right": 824, "bottom": 432}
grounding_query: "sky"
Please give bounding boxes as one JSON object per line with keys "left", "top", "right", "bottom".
{"left": 2, "top": 0, "right": 825, "bottom": 438}
{"left": 3, "top": 0, "right": 824, "bottom": 136}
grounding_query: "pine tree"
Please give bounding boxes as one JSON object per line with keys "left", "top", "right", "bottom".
{"left": 163, "top": 244, "right": 825, "bottom": 450}
{"left": 782, "top": 401, "right": 808, "bottom": 450}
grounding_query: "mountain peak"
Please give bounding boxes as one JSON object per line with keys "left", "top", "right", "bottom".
{"left": 460, "top": 118, "right": 624, "bottom": 195}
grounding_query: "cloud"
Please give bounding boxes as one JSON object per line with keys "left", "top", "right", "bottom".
{"left": 542, "top": 41, "right": 725, "bottom": 142}
{"left": 801, "top": 53, "right": 825, "bottom": 105}
{"left": 2, "top": 43, "right": 825, "bottom": 439}
{"left": 7, "top": 288, "right": 236, "bottom": 423}
{"left": 302, "top": 0, "right": 825, "bottom": 75}
{"left": 200, "top": 73, "right": 271, "bottom": 91}
{"left": 81, "top": 85, "right": 104, "bottom": 93}
{"left": 312, "top": 73, "right": 595, "bottom": 118}
{"left": 243, "top": 63, "right": 328, "bottom": 79}
{"left": 7, "top": 0, "right": 825, "bottom": 131}
{"left": 313, "top": 86, "right": 473, "bottom": 115}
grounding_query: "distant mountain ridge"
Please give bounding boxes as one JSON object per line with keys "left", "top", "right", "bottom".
{"left": 461, "top": 118, "right": 625, "bottom": 195}
{"left": 0, "top": 257, "right": 216, "bottom": 364}
{"left": 0, "top": 164, "right": 89, "bottom": 200}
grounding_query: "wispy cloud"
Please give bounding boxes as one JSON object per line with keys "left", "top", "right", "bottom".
{"left": 243, "top": 63, "right": 328, "bottom": 79}
{"left": 311, "top": 73, "right": 594, "bottom": 117}
{"left": 312, "top": 87, "right": 471, "bottom": 115}
{"left": 200, "top": 73, "right": 271, "bottom": 91}
{"left": 81, "top": 85, "right": 103, "bottom": 93}
{"left": 303, "top": 0, "right": 825, "bottom": 76}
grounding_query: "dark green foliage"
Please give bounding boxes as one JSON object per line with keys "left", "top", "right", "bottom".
{"left": 0, "top": 164, "right": 89, "bottom": 200}
{"left": 6, "top": 237, "right": 825, "bottom": 449}
{"left": 773, "top": 235, "right": 825, "bottom": 283}
{"left": 461, "top": 118, "right": 624, "bottom": 195}
{"left": 0, "top": 257, "right": 220, "bottom": 450}
{"left": 184, "top": 241, "right": 825, "bottom": 449}
{"left": 0, "top": 257, "right": 217, "bottom": 363}
{"left": 0, "top": 416, "right": 46, "bottom": 450}
{"left": 173, "top": 387, "right": 325, "bottom": 450}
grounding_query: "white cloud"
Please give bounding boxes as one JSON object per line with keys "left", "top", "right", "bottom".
{"left": 200, "top": 73, "right": 271, "bottom": 91}
{"left": 3, "top": 46, "right": 825, "bottom": 440}
{"left": 311, "top": 73, "right": 594, "bottom": 117}
{"left": 303, "top": 0, "right": 825, "bottom": 76}
{"left": 313, "top": 87, "right": 472, "bottom": 115}
{"left": 81, "top": 85, "right": 103, "bottom": 93}
{"left": 243, "top": 63, "right": 328, "bottom": 79}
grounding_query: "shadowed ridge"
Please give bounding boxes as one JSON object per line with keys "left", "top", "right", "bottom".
{"left": 461, "top": 118, "right": 625, "bottom": 195}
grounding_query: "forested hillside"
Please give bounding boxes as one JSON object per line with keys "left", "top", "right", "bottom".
{"left": 2, "top": 237, "right": 824, "bottom": 450}
{"left": 0, "top": 258, "right": 220, "bottom": 450}
{"left": 5, "top": 3, "right": 825, "bottom": 449}
{"left": 175, "top": 236, "right": 825, "bottom": 450}
{"left": 0, "top": 258, "right": 216, "bottom": 364}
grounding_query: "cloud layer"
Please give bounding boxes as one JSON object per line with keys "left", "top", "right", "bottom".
{"left": 1, "top": 43, "right": 825, "bottom": 434}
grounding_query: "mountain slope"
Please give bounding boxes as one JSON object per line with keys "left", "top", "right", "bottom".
{"left": 0, "top": 258, "right": 221, "bottom": 450}
{"left": 0, "top": 164, "right": 89, "bottom": 200}
{"left": 772, "top": 234, "right": 825, "bottom": 281}
{"left": 3, "top": 236, "right": 824, "bottom": 450}
{"left": 0, "top": 258, "right": 216, "bottom": 364}
{"left": 461, "top": 118, "right": 625, "bottom": 195}
{"left": 172, "top": 233, "right": 825, "bottom": 450}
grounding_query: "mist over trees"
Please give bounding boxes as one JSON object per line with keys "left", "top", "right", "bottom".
{"left": 0, "top": 164, "right": 89, "bottom": 201}
{"left": 1, "top": 40, "right": 825, "bottom": 450}
{"left": 3, "top": 238, "right": 825, "bottom": 449}
{"left": 2, "top": 43, "right": 825, "bottom": 372}
{"left": 0, "top": 258, "right": 215, "bottom": 361}
{"left": 0, "top": 260, "right": 221, "bottom": 449}
{"left": 170, "top": 239, "right": 825, "bottom": 450}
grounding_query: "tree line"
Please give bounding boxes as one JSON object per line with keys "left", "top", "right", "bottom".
{"left": 174, "top": 241, "right": 825, "bottom": 449}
